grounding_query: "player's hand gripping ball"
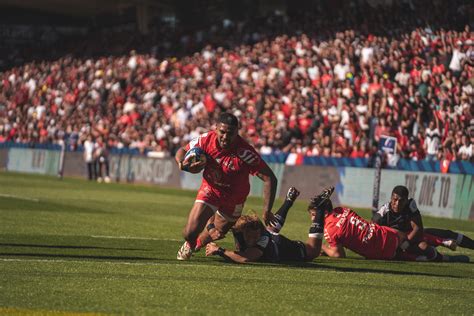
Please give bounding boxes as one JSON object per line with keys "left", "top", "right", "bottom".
{"left": 182, "top": 147, "right": 207, "bottom": 173}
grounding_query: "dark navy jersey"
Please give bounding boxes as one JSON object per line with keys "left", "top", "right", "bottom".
{"left": 373, "top": 198, "right": 421, "bottom": 232}
{"left": 233, "top": 230, "right": 306, "bottom": 262}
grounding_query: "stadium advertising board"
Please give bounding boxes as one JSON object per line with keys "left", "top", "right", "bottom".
{"left": 337, "top": 167, "right": 468, "bottom": 219}
{"left": 0, "top": 148, "right": 8, "bottom": 170}
{"left": 109, "top": 155, "right": 180, "bottom": 186}
{"left": 180, "top": 163, "right": 287, "bottom": 196}
{"left": 7, "top": 148, "right": 60, "bottom": 175}
{"left": 62, "top": 151, "right": 88, "bottom": 177}
{"left": 250, "top": 163, "right": 285, "bottom": 198}
{"left": 453, "top": 175, "right": 474, "bottom": 220}
{"left": 280, "top": 165, "right": 341, "bottom": 203}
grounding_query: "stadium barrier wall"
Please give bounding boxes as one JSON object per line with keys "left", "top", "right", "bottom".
{"left": 108, "top": 154, "right": 181, "bottom": 186}
{"left": 3, "top": 148, "right": 473, "bottom": 220}
{"left": 0, "top": 148, "right": 8, "bottom": 170}
{"left": 336, "top": 167, "right": 462, "bottom": 219}
{"left": 6, "top": 148, "right": 60, "bottom": 176}
{"left": 261, "top": 153, "right": 474, "bottom": 174}
{"left": 62, "top": 151, "right": 88, "bottom": 177}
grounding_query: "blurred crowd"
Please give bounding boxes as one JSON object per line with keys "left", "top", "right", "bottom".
{"left": 0, "top": 0, "right": 473, "bottom": 162}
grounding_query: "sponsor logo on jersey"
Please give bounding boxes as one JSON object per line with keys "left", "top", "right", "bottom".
{"left": 238, "top": 149, "right": 260, "bottom": 166}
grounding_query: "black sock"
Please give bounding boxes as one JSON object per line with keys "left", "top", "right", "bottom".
{"left": 458, "top": 234, "right": 474, "bottom": 250}
{"left": 274, "top": 200, "right": 293, "bottom": 227}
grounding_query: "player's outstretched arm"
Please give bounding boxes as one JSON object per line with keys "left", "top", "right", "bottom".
{"left": 255, "top": 164, "right": 278, "bottom": 225}
{"left": 321, "top": 243, "right": 346, "bottom": 258}
{"left": 205, "top": 242, "right": 263, "bottom": 263}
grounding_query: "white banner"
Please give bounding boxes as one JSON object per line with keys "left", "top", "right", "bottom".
{"left": 338, "top": 167, "right": 458, "bottom": 218}
{"left": 7, "top": 148, "right": 60, "bottom": 175}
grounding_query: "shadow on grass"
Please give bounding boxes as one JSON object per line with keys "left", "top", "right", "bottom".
{"left": 0, "top": 253, "right": 153, "bottom": 261}
{"left": 0, "top": 243, "right": 144, "bottom": 251}
{"left": 282, "top": 261, "right": 467, "bottom": 278}
{"left": 0, "top": 197, "right": 111, "bottom": 214}
{"left": 200, "top": 257, "right": 471, "bottom": 279}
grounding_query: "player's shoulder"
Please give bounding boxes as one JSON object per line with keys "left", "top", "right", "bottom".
{"left": 333, "top": 206, "right": 351, "bottom": 214}
{"left": 190, "top": 130, "right": 215, "bottom": 148}
{"left": 235, "top": 136, "right": 262, "bottom": 166}
{"left": 406, "top": 198, "right": 419, "bottom": 214}
{"left": 332, "top": 206, "right": 344, "bottom": 213}
{"left": 198, "top": 130, "right": 215, "bottom": 141}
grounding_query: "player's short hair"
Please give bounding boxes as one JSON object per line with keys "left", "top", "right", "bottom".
{"left": 218, "top": 112, "right": 239, "bottom": 127}
{"left": 392, "top": 185, "right": 409, "bottom": 199}
{"left": 234, "top": 214, "right": 264, "bottom": 233}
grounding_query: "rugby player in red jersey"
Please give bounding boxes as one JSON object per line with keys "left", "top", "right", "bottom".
{"left": 322, "top": 187, "right": 469, "bottom": 262}
{"left": 320, "top": 188, "right": 406, "bottom": 260}
{"left": 175, "top": 112, "right": 278, "bottom": 260}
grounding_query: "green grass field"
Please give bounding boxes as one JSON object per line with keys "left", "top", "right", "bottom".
{"left": 0, "top": 172, "right": 473, "bottom": 315}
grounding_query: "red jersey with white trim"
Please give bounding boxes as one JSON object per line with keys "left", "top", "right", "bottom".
{"left": 324, "top": 207, "right": 399, "bottom": 260}
{"left": 185, "top": 131, "right": 267, "bottom": 204}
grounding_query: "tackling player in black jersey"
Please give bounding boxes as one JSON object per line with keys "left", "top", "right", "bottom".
{"left": 205, "top": 187, "right": 328, "bottom": 263}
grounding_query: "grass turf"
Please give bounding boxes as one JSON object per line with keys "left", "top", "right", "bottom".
{"left": 0, "top": 172, "right": 473, "bottom": 315}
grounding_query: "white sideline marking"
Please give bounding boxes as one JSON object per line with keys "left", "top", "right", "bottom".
{"left": 0, "top": 257, "right": 334, "bottom": 273}
{"left": 90, "top": 235, "right": 181, "bottom": 242}
{"left": 0, "top": 193, "right": 39, "bottom": 202}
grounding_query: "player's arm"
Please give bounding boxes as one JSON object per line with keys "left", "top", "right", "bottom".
{"left": 175, "top": 147, "right": 187, "bottom": 170}
{"left": 321, "top": 243, "right": 346, "bottom": 258}
{"left": 406, "top": 199, "right": 424, "bottom": 243}
{"left": 205, "top": 242, "right": 263, "bottom": 263}
{"left": 407, "top": 213, "right": 423, "bottom": 243}
{"left": 255, "top": 163, "right": 278, "bottom": 225}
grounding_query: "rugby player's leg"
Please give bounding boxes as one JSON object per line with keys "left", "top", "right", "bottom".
{"left": 423, "top": 232, "right": 457, "bottom": 251}
{"left": 424, "top": 228, "right": 474, "bottom": 250}
{"left": 304, "top": 205, "right": 325, "bottom": 260}
{"left": 395, "top": 242, "right": 441, "bottom": 261}
{"left": 182, "top": 202, "right": 215, "bottom": 249}
{"left": 268, "top": 187, "right": 300, "bottom": 234}
{"left": 198, "top": 203, "right": 243, "bottom": 248}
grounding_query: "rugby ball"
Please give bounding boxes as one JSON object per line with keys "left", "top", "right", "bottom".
{"left": 183, "top": 147, "right": 207, "bottom": 172}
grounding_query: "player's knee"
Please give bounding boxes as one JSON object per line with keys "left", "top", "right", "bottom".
{"left": 210, "top": 229, "right": 225, "bottom": 241}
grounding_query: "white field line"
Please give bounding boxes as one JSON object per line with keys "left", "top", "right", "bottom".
{"left": 0, "top": 257, "right": 336, "bottom": 273}
{"left": 0, "top": 193, "right": 39, "bottom": 202}
{"left": 90, "top": 235, "right": 181, "bottom": 242}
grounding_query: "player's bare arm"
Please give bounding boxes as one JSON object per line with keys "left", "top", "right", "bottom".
{"left": 255, "top": 164, "right": 278, "bottom": 225}
{"left": 321, "top": 243, "right": 346, "bottom": 258}
{"left": 206, "top": 242, "right": 263, "bottom": 263}
{"left": 407, "top": 213, "right": 424, "bottom": 243}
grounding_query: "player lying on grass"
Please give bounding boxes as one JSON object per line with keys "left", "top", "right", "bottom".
{"left": 205, "top": 187, "right": 325, "bottom": 263}
{"left": 372, "top": 185, "right": 474, "bottom": 252}
{"left": 321, "top": 187, "right": 469, "bottom": 262}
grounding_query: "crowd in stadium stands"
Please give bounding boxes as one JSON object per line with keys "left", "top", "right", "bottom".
{"left": 0, "top": 0, "right": 472, "bottom": 162}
